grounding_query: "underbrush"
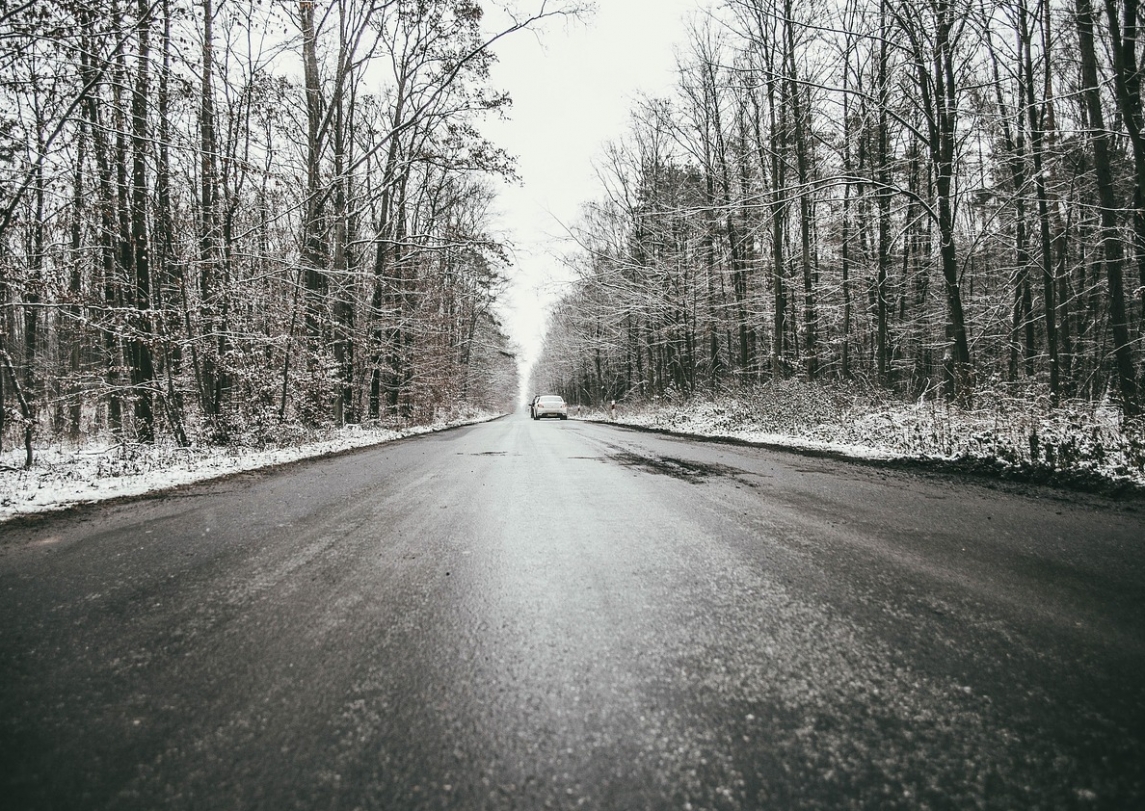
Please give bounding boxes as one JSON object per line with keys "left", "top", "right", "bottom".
{"left": 599, "top": 380, "right": 1145, "bottom": 493}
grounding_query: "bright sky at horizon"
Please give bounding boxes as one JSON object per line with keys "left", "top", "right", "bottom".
{"left": 482, "top": 0, "right": 702, "bottom": 391}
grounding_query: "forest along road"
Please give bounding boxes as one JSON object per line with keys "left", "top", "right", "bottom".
{"left": 1, "top": 416, "right": 1143, "bottom": 810}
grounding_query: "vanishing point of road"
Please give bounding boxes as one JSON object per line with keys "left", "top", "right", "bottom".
{"left": 1, "top": 415, "right": 1143, "bottom": 810}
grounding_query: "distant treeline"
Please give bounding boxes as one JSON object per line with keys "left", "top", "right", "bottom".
{"left": 533, "top": 0, "right": 1145, "bottom": 418}
{"left": 0, "top": 1, "right": 574, "bottom": 457}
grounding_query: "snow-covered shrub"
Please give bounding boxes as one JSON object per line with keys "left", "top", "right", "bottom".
{"left": 593, "top": 379, "right": 1145, "bottom": 489}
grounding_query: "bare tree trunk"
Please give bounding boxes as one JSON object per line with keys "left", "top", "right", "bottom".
{"left": 198, "top": 0, "right": 227, "bottom": 430}
{"left": 1019, "top": 0, "right": 1059, "bottom": 400}
{"left": 838, "top": 3, "right": 862, "bottom": 381}
{"left": 68, "top": 101, "right": 87, "bottom": 437}
{"left": 1076, "top": 0, "right": 1140, "bottom": 414}
{"left": 23, "top": 108, "right": 45, "bottom": 430}
{"left": 0, "top": 350, "right": 34, "bottom": 468}
{"left": 332, "top": 77, "right": 354, "bottom": 425}
{"left": 1103, "top": 0, "right": 1145, "bottom": 306}
{"left": 110, "top": 23, "right": 133, "bottom": 435}
{"left": 156, "top": 0, "right": 188, "bottom": 446}
{"left": 300, "top": 0, "right": 328, "bottom": 424}
{"left": 783, "top": 0, "right": 817, "bottom": 381}
{"left": 984, "top": 12, "right": 1035, "bottom": 382}
{"left": 876, "top": 0, "right": 893, "bottom": 385}
{"left": 1040, "top": 6, "right": 1073, "bottom": 393}
{"left": 80, "top": 7, "right": 123, "bottom": 435}
{"left": 125, "top": 0, "right": 156, "bottom": 442}
{"left": 765, "top": 71, "right": 788, "bottom": 381}
{"left": 897, "top": 0, "right": 973, "bottom": 399}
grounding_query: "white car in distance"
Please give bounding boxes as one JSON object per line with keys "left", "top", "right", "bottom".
{"left": 532, "top": 395, "right": 568, "bottom": 420}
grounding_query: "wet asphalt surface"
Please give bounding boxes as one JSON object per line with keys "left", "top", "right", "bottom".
{"left": 1, "top": 414, "right": 1143, "bottom": 810}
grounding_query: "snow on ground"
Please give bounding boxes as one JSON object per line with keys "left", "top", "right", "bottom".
{"left": 0, "top": 413, "right": 501, "bottom": 524}
{"left": 581, "top": 383, "right": 1145, "bottom": 494}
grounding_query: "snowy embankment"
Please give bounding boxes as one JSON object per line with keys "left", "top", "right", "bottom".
{"left": 0, "top": 412, "right": 502, "bottom": 524}
{"left": 583, "top": 381, "right": 1145, "bottom": 494}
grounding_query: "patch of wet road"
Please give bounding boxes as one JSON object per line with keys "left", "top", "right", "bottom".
{"left": 606, "top": 447, "right": 759, "bottom": 485}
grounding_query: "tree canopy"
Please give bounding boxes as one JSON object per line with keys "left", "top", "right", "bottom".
{"left": 534, "top": 0, "right": 1145, "bottom": 422}
{"left": 0, "top": 0, "right": 580, "bottom": 461}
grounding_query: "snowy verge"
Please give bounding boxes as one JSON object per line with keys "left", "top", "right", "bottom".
{"left": 578, "top": 383, "right": 1145, "bottom": 496}
{"left": 0, "top": 412, "right": 503, "bottom": 524}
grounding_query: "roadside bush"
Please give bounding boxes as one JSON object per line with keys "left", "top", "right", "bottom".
{"left": 598, "top": 379, "right": 1145, "bottom": 490}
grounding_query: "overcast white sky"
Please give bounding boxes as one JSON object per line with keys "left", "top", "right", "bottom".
{"left": 481, "top": 0, "right": 702, "bottom": 387}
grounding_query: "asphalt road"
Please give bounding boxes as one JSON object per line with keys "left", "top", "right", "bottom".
{"left": 1, "top": 414, "right": 1143, "bottom": 810}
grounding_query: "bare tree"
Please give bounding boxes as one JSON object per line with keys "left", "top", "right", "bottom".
{"left": 1075, "top": 0, "right": 1140, "bottom": 414}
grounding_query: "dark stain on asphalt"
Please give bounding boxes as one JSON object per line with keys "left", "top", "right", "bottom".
{"left": 609, "top": 450, "right": 756, "bottom": 485}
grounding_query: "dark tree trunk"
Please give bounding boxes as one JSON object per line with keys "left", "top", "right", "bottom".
{"left": 1077, "top": 0, "right": 1140, "bottom": 414}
